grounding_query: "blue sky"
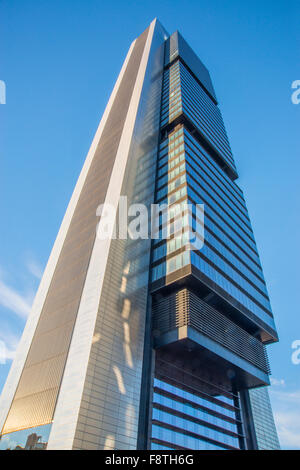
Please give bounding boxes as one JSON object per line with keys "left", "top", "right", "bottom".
{"left": 0, "top": 0, "right": 299, "bottom": 449}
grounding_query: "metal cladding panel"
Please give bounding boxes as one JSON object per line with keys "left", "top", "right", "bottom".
{"left": 1, "top": 390, "right": 57, "bottom": 434}
{"left": 70, "top": 21, "right": 167, "bottom": 451}
{"left": 152, "top": 289, "right": 270, "bottom": 375}
{"left": 164, "top": 31, "right": 217, "bottom": 102}
{"left": 1, "top": 27, "right": 149, "bottom": 436}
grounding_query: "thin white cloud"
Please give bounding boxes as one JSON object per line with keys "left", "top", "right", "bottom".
{"left": 0, "top": 328, "right": 21, "bottom": 363}
{"left": 0, "top": 260, "right": 40, "bottom": 364}
{"left": 271, "top": 389, "right": 300, "bottom": 403}
{"left": 274, "top": 410, "right": 300, "bottom": 449}
{"left": 26, "top": 258, "right": 43, "bottom": 280}
{"left": 270, "top": 377, "right": 285, "bottom": 386}
{"left": 270, "top": 388, "right": 300, "bottom": 449}
{"left": 0, "top": 278, "right": 32, "bottom": 319}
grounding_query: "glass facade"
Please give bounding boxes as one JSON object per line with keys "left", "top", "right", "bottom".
{"left": 148, "top": 28, "right": 279, "bottom": 451}
{"left": 249, "top": 387, "right": 280, "bottom": 450}
{"left": 150, "top": 377, "right": 242, "bottom": 450}
{"left": 152, "top": 96, "right": 275, "bottom": 328}
{"left": 150, "top": 124, "right": 276, "bottom": 332}
{"left": 0, "top": 424, "right": 51, "bottom": 450}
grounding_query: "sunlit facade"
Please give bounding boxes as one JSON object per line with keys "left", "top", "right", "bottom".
{"left": 0, "top": 20, "right": 279, "bottom": 450}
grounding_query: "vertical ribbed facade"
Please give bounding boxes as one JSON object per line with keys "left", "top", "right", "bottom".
{"left": 1, "top": 26, "right": 150, "bottom": 438}
{"left": 0, "top": 19, "right": 167, "bottom": 450}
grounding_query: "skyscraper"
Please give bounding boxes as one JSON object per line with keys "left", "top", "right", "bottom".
{"left": 0, "top": 19, "right": 280, "bottom": 450}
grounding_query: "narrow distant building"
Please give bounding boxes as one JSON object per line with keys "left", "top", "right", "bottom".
{"left": 0, "top": 19, "right": 279, "bottom": 450}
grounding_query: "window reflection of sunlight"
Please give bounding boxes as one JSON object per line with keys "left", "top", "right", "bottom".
{"left": 126, "top": 403, "right": 135, "bottom": 437}
{"left": 0, "top": 423, "right": 51, "bottom": 450}
{"left": 120, "top": 276, "right": 127, "bottom": 293}
{"left": 104, "top": 434, "right": 115, "bottom": 450}
{"left": 124, "top": 344, "right": 133, "bottom": 368}
{"left": 123, "top": 322, "right": 133, "bottom": 368}
{"left": 113, "top": 365, "right": 126, "bottom": 395}
{"left": 123, "top": 262, "right": 130, "bottom": 274}
{"left": 121, "top": 298, "right": 131, "bottom": 319}
{"left": 92, "top": 333, "right": 101, "bottom": 344}
{"left": 123, "top": 322, "right": 130, "bottom": 343}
